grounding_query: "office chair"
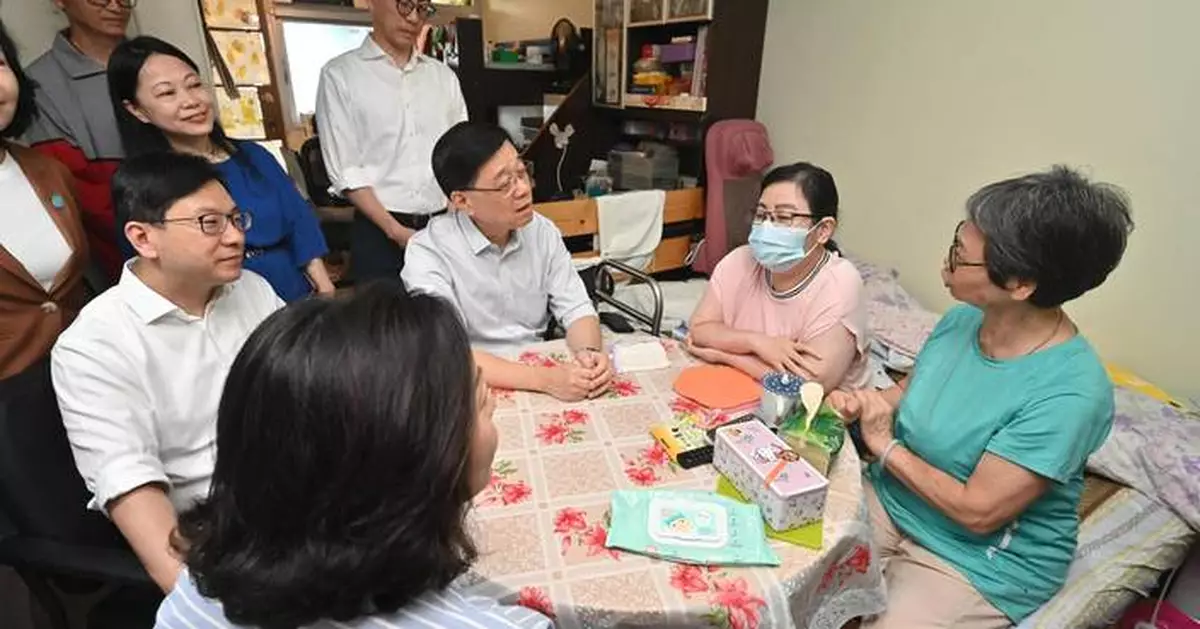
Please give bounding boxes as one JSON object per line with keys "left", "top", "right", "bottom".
{"left": 0, "top": 360, "right": 155, "bottom": 629}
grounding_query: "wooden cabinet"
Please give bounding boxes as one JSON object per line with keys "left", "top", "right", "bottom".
{"left": 591, "top": 0, "right": 768, "bottom": 120}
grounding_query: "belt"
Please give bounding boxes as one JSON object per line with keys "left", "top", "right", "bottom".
{"left": 390, "top": 209, "right": 447, "bottom": 230}
{"left": 245, "top": 242, "right": 287, "bottom": 260}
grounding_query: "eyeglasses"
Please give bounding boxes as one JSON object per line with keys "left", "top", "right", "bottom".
{"left": 752, "top": 208, "right": 815, "bottom": 228}
{"left": 465, "top": 167, "right": 535, "bottom": 198}
{"left": 396, "top": 0, "right": 438, "bottom": 19}
{"left": 86, "top": 0, "right": 137, "bottom": 8}
{"left": 946, "top": 220, "right": 985, "bottom": 273}
{"left": 155, "top": 210, "right": 253, "bottom": 236}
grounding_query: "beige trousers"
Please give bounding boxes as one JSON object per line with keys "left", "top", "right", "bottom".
{"left": 862, "top": 481, "right": 1012, "bottom": 629}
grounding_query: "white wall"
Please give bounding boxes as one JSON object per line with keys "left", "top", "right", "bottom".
{"left": 758, "top": 0, "right": 1200, "bottom": 402}
{"left": 483, "top": 0, "right": 592, "bottom": 44}
{"left": 2, "top": 0, "right": 66, "bottom": 60}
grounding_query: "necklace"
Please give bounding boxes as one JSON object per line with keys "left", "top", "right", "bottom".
{"left": 1024, "top": 309, "right": 1065, "bottom": 356}
{"left": 764, "top": 249, "right": 831, "bottom": 300}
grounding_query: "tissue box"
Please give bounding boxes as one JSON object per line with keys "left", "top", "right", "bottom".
{"left": 777, "top": 407, "right": 845, "bottom": 476}
{"left": 713, "top": 419, "right": 828, "bottom": 531}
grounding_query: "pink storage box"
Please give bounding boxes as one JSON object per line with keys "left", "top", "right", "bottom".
{"left": 713, "top": 419, "right": 828, "bottom": 531}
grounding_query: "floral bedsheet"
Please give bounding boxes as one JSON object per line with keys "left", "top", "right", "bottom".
{"left": 462, "top": 337, "right": 886, "bottom": 629}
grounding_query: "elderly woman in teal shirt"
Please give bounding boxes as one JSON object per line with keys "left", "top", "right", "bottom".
{"left": 830, "top": 166, "right": 1133, "bottom": 629}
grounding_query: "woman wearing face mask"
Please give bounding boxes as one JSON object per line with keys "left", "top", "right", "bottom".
{"left": 687, "top": 162, "right": 869, "bottom": 390}
{"left": 108, "top": 36, "right": 335, "bottom": 302}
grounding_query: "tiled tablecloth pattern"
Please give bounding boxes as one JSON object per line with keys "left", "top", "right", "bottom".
{"left": 463, "top": 338, "right": 886, "bottom": 628}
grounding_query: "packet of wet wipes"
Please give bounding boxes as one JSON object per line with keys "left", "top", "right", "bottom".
{"left": 605, "top": 489, "right": 781, "bottom": 566}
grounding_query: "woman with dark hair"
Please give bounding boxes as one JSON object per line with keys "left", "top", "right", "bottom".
{"left": 108, "top": 36, "right": 334, "bottom": 302}
{"left": 0, "top": 18, "right": 90, "bottom": 417}
{"left": 154, "top": 283, "right": 551, "bottom": 628}
{"left": 829, "top": 166, "right": 1133, "bottom": 628}
{"left": 686, "top": 162, "right": 870, "bottom": 389}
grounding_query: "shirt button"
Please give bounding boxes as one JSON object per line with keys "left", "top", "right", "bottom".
{"left": 40, "top": 301, "right": 59, "bottom": 314}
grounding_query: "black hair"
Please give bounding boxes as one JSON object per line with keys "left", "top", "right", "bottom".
{"left": 112, "top": 152, "right": 225, "bottom": 225}
{"left": 431, "top": 121, "right": 512, "bottom": 197}
{"left": 967, "top": 165, "right": 1133, "bottom": 308}
{"left": 0, "top": 21, "right": 38, "bottom": 140}
{"left": 176, "top": 283, "right": 481, "bottom": 628}
{"left": 760, "top": 162, "right": 841, "bottom": 252}
{"left": 107, "top": 36, "right": 257, "bottom": 175}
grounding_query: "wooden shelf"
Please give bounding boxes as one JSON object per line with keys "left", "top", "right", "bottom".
{"left": 624, "top": 93, "right": 707, "bottom": 112}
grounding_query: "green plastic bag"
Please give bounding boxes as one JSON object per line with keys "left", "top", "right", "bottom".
{"left": 777, "top": 404, "right": 845, "bottom": 475}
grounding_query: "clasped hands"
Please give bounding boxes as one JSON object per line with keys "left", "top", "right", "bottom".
{"left": 545, "top": 348, "right": 613, "bottom": 402}
{"left": 826, "top": 389, "right": 898, "bottom": 458}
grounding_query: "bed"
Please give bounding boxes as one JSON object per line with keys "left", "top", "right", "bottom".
{"left": 609, "top": 255, "right": 1198, "bottom": 628}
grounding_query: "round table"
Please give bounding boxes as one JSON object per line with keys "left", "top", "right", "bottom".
{"left": 464, "top": 337, "right": 886, "bottom": 628}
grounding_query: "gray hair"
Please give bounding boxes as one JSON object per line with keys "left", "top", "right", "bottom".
{"left": 966, "top": 165, "right": 1133, "bottom": 308}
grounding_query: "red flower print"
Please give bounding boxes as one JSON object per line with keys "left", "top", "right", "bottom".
{"left": 500, "top": 481, "right": 532, "bottom": 505}
{"left": 536, "top": 422, "right": 570, "bottom": 445}
{"left": 669, "top": 564, "right": 710, "bottom": 596}
{"left": 625, "top": 465, "right": 658, "bottom": 486}
{"left": 671, "top": 396, "right": 702, "bottom": 414}
{"left": 516, "top": 586, "right": 555, "bottom": 618}
{"left": 491, "top": 387, "right": 515, "bottom": 402}
{"left": 561, "top": 409, "right": 590, "bottom": 425}
{"left": 583, "top": 523, "right": 620, "bottom": 560}
{"left": 711, "top": 578, "right": 766, "bottom": 629}
{"left": 553, "top": 507, "right": 589, "bottom": 534}
{"left": 609, "top": 377, "right": 642, "bottom": 397}
{"left": 642, "top": 442, "right": 670, "bottom": 467}
{"left": 847, "top": 544, "right": 870, "bottom": 574}
{"left": 518, "top": 352, "right": 558, "bottom": 368}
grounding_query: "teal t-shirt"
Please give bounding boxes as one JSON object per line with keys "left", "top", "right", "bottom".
{"left": 870, "top": 305, "right": 1114, "bottom": 622}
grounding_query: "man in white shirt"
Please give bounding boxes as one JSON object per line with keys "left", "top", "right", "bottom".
{"left": 51, "top": 152, "right": 283, "bottom": 592}
{"left": 403, "top": 122, "right": 613, "bottom": 402}
{"left": 316, "top": 0, "right": 468, "bottom": 282}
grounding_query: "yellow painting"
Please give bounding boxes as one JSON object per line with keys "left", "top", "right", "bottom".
{"left": 217, "top": 87, "right": 267, "bottom": 139}
{"left": 203, "top": 0, "right": 260, "bottom": 30}
{"left": 211, "top": 31, "right": 271, "bottom": 86}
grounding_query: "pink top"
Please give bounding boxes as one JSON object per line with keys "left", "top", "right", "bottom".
{"left": 716, "top": 420, "right": 827, "bottom": 498}
{"left": 708, "top": 246, "right": 870, "bottom": 389}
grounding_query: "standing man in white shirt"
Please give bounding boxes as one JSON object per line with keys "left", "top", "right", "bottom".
{"left": 51, "top": 152, "right": 283, "bottom": 592}
{"left": 316, "top": 0, "right": 468, "bottom": 282}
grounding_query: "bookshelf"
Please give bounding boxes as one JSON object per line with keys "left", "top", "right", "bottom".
{"left": 590, "top": 0, "right": 769, "bottom": 184}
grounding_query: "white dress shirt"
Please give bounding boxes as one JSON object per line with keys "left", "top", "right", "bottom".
{"left": 0, "top": 154, "right": 71, "bottom": 290}
{"left": 315, "top": 36, "right": 468, "bottom": 214}
{"left": 51, "top": 264, "right": 284, "bottom": 513}
{"left": 402, "top": 212, "right": 597, "bottom": 355}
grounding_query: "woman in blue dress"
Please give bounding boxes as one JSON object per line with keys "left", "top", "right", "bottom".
{"left": 107, "top": 36, "right": 334, "bottom": 301}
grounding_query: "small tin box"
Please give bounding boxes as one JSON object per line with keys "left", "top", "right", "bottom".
{"left": 713, "top": 419, "right": 828, "bottom": 531}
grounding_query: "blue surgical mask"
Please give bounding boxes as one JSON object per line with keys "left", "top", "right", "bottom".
{"left": 748, "top": 222, "right": 812, "bottom": 272}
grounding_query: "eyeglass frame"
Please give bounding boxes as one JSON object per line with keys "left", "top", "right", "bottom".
{"left": 462, "top": 166, "right": 536, "bottom": 199}
{"left": 85, "top": 0, "right": 137, "bottom": 9}
{"left": 946, "top": 220, "right": 986, "bottom": 273}
{"left": 396, "top": 0, "right": 438, "bottom": 19}
{"left": 751, "top": 206, "right": 820, "bottom": 229}
{"left": 152, "top": 209, "right": 253, "bottom": 237}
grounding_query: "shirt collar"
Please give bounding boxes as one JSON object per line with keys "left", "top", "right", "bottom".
{"left": 357, "top": 34, "right": 426, "bottom": 71}
{"left": 52, "top": 31, "right": 110, "bottom": 80}
{"left": 118, "top": 260, "right": 232, "bottom": 324}
{"left": 456, "top": 211, "right": 522, "bottom": 257}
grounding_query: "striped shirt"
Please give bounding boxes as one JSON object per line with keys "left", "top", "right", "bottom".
{"left": 156, "top": 571, "right": 553, "bottom": 629}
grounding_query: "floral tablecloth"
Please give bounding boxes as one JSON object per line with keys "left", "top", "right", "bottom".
{"left": 462, "top": 338, "right": 886, "bottom": 629}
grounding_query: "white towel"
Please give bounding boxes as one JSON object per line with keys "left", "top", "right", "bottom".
{"left": 595, "top": 190, "right": 665, "bottom": 271}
